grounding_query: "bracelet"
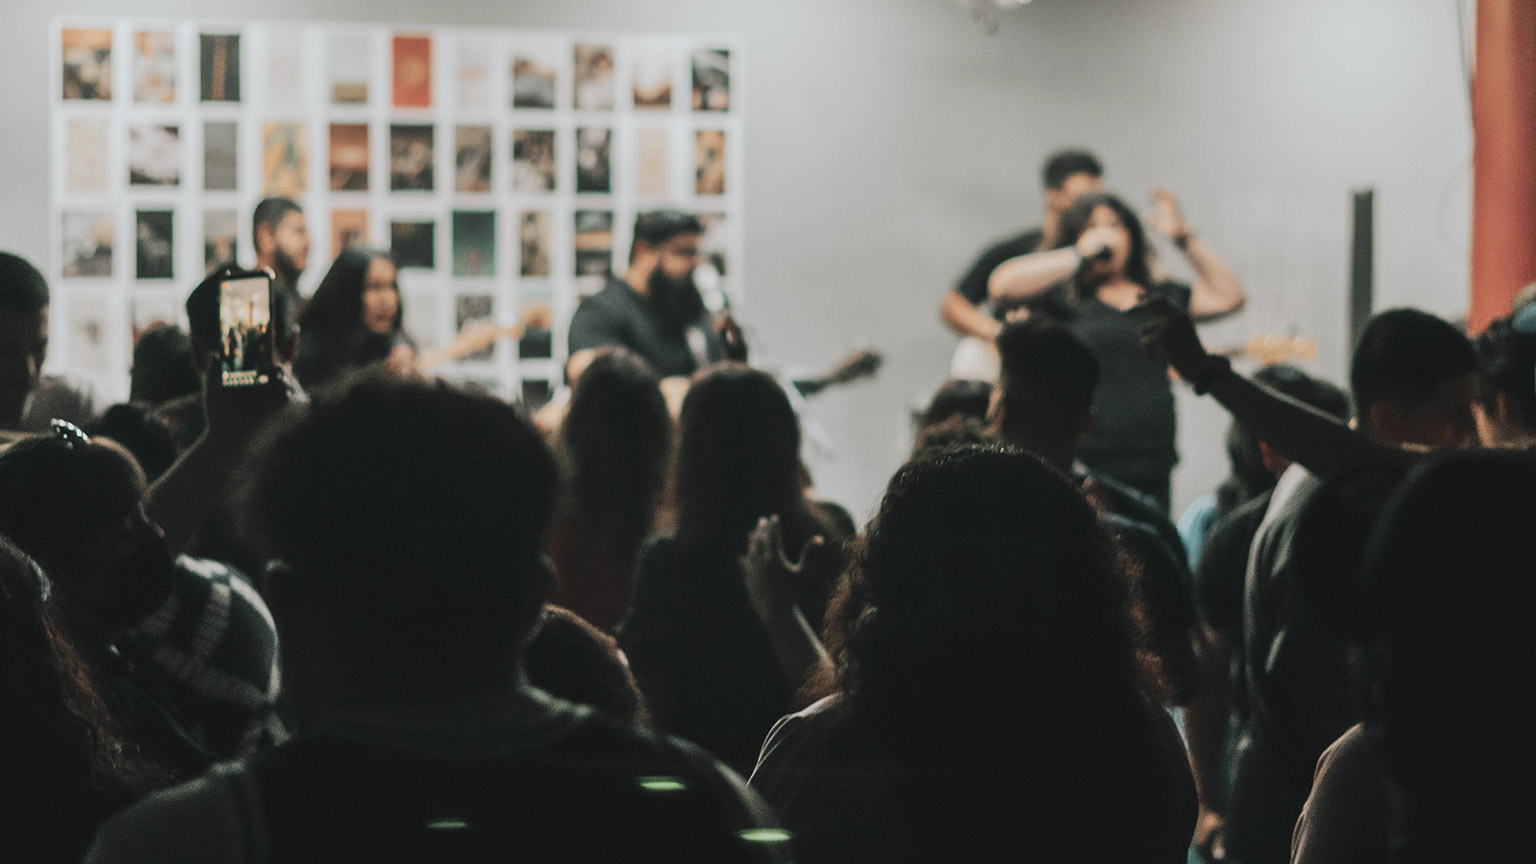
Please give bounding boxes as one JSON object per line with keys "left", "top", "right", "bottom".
{"left": 1174, "top": 231, "right": 1196, "bottom": 251}
{"left": 1191, "top": 354, "right": 1231, "bottom": 395}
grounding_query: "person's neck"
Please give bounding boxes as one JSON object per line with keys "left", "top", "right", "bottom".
{"left": 1040, "top": 210, "right": 1060, "bottom": 249}
{"left": 624, "top": 265, "right": 651, "bottom": 298}
{"left": 257, "top": 255, "right": 295, "bottom": 287}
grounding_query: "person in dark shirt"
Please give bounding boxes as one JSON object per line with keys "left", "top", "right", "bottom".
{"left": 251, "top": 196, "right": 309, "bottom": 305}
{"left": 939, "top": 148, "right": 1104, "bottom": 346}
{"left": 86, "top": 373, "right": 790, "bottom": 863}
{"left": 567, "top": 209, "right": 729, "bottom": 379}
{"left": 293, "top": 247, "right": 415, "bottom": 391}
{"left": 990, "top": 190, "right": 1246, "bottom": 509}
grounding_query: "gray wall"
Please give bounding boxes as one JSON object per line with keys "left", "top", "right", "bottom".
{"left": 3, "top": 0, "right": 1472, "bottom": 522}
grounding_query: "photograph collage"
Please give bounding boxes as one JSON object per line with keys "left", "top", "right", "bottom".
{"left": 52, "top": 19, "right": 743, "bottom": 404}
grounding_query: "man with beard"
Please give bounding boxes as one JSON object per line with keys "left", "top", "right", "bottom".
{"left": 252, "top": 197, "right": 311, "bottom": 303}
{"left": 567, "top": 210, "right": 728, "bottom": 380}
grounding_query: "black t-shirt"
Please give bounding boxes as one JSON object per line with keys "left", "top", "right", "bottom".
{"left": 568, "top": 276, "right": 724, "bottom": 378}
{"left": 1194, "top": 489, "right": 1272, "bottom": 634}
{"left": 952, "top": 228, "right": 1046, "bottom": 317}
{"left": 1031, "top": 279, "right": 1193, "bottom": 474}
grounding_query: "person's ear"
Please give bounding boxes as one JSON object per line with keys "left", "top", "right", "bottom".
{"left": 1258, "top": 440, "right": 1291, "bottom": 478}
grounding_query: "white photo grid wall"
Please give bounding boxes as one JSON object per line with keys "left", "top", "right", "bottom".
{"left": 51, "top": 19, "right": 744, "bottom": 405}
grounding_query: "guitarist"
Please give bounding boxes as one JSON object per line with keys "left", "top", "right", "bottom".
{"left": 567, "top": 210, "right": 741, "bottom": 382}
{"left": 940, "top": 149, "right": 1104, "bottom": 377}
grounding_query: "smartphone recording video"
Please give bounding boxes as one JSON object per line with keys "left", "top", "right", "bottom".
{"left": 218, "top": 271, "right": 275, "bottom": 388}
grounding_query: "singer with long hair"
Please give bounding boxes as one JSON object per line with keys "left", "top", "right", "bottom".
{"left": 987, "top": 189, "right": 1245, "bottom": 510}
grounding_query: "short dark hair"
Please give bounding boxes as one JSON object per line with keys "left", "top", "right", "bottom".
{"left": 918, "top": 379, "right": 993, "bottom": 429}
{"left": 185, "top": 265, "right": 298, "bottom": 355}
{"left": 1474, "top": 316, "right": 1536, "bottom": 432}
{"left": 129, "top": 324, "right": 199, "bottom": 406}
{"left": 251, "top": 197, "right": 302, "bottom": 250}
{"left": 996, "top": 318, "right": 1101, "bottom": 421}
{"left": 1041, "top": 149, "right": 1103, "bottom": 191}
{"left": 1350, "top": 308, "right": 1477, "bottom": 419}
{"left": 630, "top": 209, "right": 702, "bottom": 261}
{"left": 0, "top": 252, "right": 50, "bottom": 313}
{"left": 246, "top": 374, "right": 559, "bottom": 696}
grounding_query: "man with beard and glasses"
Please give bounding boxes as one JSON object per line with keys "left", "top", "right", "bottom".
{"left": 567, "top": 210, "right": 733, "bottom": 380}
{"left": 252, "top": 197, "right": 311, "bottom": 305}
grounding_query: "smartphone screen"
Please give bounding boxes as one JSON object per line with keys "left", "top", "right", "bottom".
{"left": 218, "top": 274, "right": 274, "bottom": 387}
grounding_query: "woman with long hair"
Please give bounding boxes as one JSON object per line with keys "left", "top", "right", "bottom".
{"left": 618, "top": 363, "right": 847, "bottom": 775}
{"left": 547, "top": 347, "right": 672, "bottom": 632}
{"left": 988, "top": 189, "right": 1245, "bottom": 509}
{"left": 294, "top": 247, "right": 414, "bottom": 390}
{"left": 749, "top": 443, "right": 1197, "bottom": 863}
{"left": 0, "top": 537, "right": 166, "bottom": 862}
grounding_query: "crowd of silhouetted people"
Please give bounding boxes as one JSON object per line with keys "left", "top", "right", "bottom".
{"left": 2, "top": 222, "right": 1535, "bottom": 863}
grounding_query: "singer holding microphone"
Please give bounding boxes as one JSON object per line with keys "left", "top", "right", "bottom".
{"left": 988, "top": 188, "right": 1245, "bottom": 511}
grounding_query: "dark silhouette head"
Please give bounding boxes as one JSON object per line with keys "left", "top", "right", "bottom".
{"left": 0, "top": 252, "right": 51, "bottom": 427}
{"left": 993, "top": 318, "right": 1099, "bottom": 470}
{"left": 525, "top": 605, "right": 648, "bottom": 726}
{"left": 1472, "top": 314, "right": 1536, "bottom": 444}
{"left": 247, "top": 374, "right": 559, "bottom": 710}
{"left": 918, "top": 379, "right": 993, "bottom": 429}
{"left": 90, "top": 403, "right": 178, "bottom": 483}
{"left": 558, "top": 347, "right": 670, "bottom": 551}
{"left": 1357, "top": 450, "right": 1536, "bottom": 852}
{"left": 1349, "top": 308, "right": 1477, "bottom": 449}
{"left": 674, "top": 363, "right": 813, "bottom": 556}
{"left": 1214, "top": 364, "right": 1351, "bottom": 519}
{"left": 1041, "top": 149, "right": 1104, "bottom": 192}
{"left": 129, "top": 324, "right": 199, "bottom": 407}
{"left": 0, "top": 429, "right": 176, "bottom": 646}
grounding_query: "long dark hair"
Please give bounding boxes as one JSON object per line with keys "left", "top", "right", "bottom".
{"left": 0, "top": 537, "right": 166, "bottom": 858}
{"left": 1053, "top": 192, "right": 1154, "bottom": 289}
{"left": 674, "top": 363, "right": 821, "bottom": 556}
{"left": 558, "top": 348, "right": 672, "bottom": 555}
{"left": 295, "top": 247, "right": 404, "bottom": 388}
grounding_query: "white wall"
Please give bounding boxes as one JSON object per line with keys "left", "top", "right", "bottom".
{"left": 1, "top": 0, "right": 1472, "bottom": 521}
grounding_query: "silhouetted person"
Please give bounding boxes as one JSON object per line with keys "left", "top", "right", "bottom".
{"left": 750, "top": 443, "right": 1196, "bottom": 863}
{"left": 548, "top": 347, "right": 671, "bottom": 632}
{"left": 0, "top": 251, "right": 97, "bottom": 432}
{"left": 0, "top": 537, "right": 169, "bottom": 862}
{"left": 86, "top": 374, "right": 790, "bottom": 862}
{"left": 620, "top": 363, "right": 848, "bottom": 775}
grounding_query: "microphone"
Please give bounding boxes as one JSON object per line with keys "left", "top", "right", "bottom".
{"left": 1089, "top": 243, "right": 1114, "bottom": 262}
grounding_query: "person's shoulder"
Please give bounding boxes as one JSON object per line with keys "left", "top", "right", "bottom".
{"left": 982, "top": 227, "right": 1045, "bottom": 256}
{"left": 82, "top": 766, "right": 247, "bottom": 863}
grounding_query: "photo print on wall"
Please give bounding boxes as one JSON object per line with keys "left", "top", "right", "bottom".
{"left": 511, "top": 46, "right": 557, "bottom": 109}
{"left": 392, "top": 34, "right": 432, "bottom": 108}
{"left": 632, "top": 46, "right": 673, "bottom": 110}
{"left": 518, "top": 294, "right": 553, "bottom": 360}
{"left": 572, "top": 44, "right": 614, "bottom": 110}
{"left": 62, "top": 29, "right": 112, "bottom": 100}
{"left": 457, "top": 38, "right": 492, "bottom": 110}
{"left": 200, "top": 33, "right": 241, "bottom": 102}
{"left": 204, "top": 121, "right": 238, "bottom": 191}
{"left": 330, "top": 123, "right": 370, "bottom": 191}
{"left": 330, "top": 33, "right": 369, "bottom": 103}
{"left": 68, "top": 294, "right": 112, "bottom": 377}
{"left": 390, "top": 124, "right": 435, "bottom": 191}
{"left": 692, "top": 48, "right": 729, "bottom": 111}
{"left": 576, "top": 127, "right": 612, "bottom": 194}
{"left": 635, "top": 128, "right": 668, "bottom": 197}
{"left": 518, "top": 210, "right": 550, "bottom": 277}
{"left": 133, "top": 31, "right": 176, "bottom": 103}
{"left": 696, "top": 129, "right": 725, "bottom": 195}
{"left": 262, "top": 123, "right": 307, "bottom": 197}
{"left": 61, "top": 212, "right": 114, "bottom": 278}
{"left": 391, "top": 220, "right": 435, "bottom": 269}
{"left": 129, "top": 125, "right": 180, "bottom": 187}
{"left": 267, "top": 28, "right": 306, "bottom": 110}
{"left": 135, "top": 210, "right": 175, "bottom": 280}
{"left": 573, "top": 209, "right": 613, "bottom": 276}
{"left": 203, "top": 209, "right": 237, "bottom": 275}
{"left": 65, "top": 117, "right": 109, "bottom": 193}
{"left": 332, "top": 209, "right": 369, "bottom": 254}
{"left": 455, "top": 126, "right": 493, "bottom": 193}
{"left": 455, "top": 294, "right": 495, "bottom": 361}
{"left": 452, "top": 211, "right": 496, "bottom": 277}
{"left": 511, "top": 129, "right": 555, "bottom": 193}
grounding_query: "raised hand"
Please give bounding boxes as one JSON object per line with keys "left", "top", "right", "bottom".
{"left": 1148, "top": 185, "right": 1189, "bottom": 240}
{"left": 738, "top": 514, "right": 830, "bottom": 623}
{"left": 1133, "top": 296, "right": 1209, "bottom": 381}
